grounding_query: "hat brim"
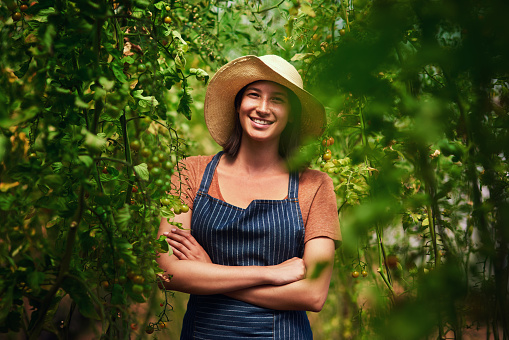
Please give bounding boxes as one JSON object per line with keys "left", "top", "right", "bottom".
{"left": 204, "top": 55, "right": 325, "bottom": 147}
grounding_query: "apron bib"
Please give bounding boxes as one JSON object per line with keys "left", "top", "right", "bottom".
{"left": 181, "top": 152, "right": 312, "bottom": 340}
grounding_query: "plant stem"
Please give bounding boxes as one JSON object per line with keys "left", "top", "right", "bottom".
{"left": 427, "top": 205, "right": 439, "bottom": 268}
{"left": 28, "top": 186, "right": 86, "bottom": 339}
{"left": 121, "top": 112, "right": 134, "bottom": 205}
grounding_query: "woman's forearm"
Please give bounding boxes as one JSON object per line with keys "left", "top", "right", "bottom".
{"left": 225, "top": 277, "right": 328, "bottom": 312}
{"left": 157, "top": 254, "right": 306, "bottom": 295}
{"left": 158, "top": 260, "right": 270, "bottom": 295}
{"left": 225, "top": 237, "right": 335, "bottom": 312}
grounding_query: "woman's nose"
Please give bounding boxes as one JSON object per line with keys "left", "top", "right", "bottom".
{"left": 256, "top": 99, "right": 271, "bottom": 115}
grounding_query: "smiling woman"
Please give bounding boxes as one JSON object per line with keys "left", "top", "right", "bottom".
{"left": 238, "top": 81, "right": 291, "bottom": 143}
{"left": 157, "top": 55, "right": 341, "bottom": 339}
{"left": 226, "top": 80, "right": 301, "bottom": 159}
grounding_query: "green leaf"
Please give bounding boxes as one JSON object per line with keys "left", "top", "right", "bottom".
{"left": 42, "top": 174, "right": 63, "bottom": 189}
{"left": 121, "top": 56, "right": 135, "bottom": 64}
{"left": 0, "top": 106, "right": 38, "bottom": 129}
{"left": 0, "top": 135, "right": 7, "bottom": 162}
{"left": 160, "top": 205, "right": 175, "bottom": 219}
{"left": 82, "top": 128, "right": 107, "bottom": 153}
{"left": 291, "top": 53, "right": 315, "bottom": 61}
{"left": 175, "top": 53, "right": 186, "bottom": 69}
{"left": 113, "top": 237, "right": 137, "bottom": 265}
{"left": 14, "top": 58, "right": 32, "bottom": 78}
{"left": 177, "top": 88, "right": 193, "bottom": 120}
{"left": 0, "top": 195, "right": 16, "bottom": 210}
{"left": 111, "top": 63, "right": 127, "bottom": 83}
{"left": 171, "top": 30, "right": 188, "bottom": 51}
{"left": 300, "top": 3, "right": 316, "bottom": 17}
{"left": 132, "top": 90, "right": 159, "bottom": 112}
{"left": 134, "top": 163, "right": 149, "bottom": 181}
{"left": 75, "top": 96, "right": 91, "bottom": 109}
{"left": 110, "top": 284, "right": 127, "bottom": 305}
{"left": 156, "top": 234, "right": 169, "bottom": 252}
{"left": 98, "top": 77, "right": 115, "bottom": 91}
{"left": 78, "top": 155, "right": 94, "bottom": 168}
{"left": 27, "top": 271, "right": 45, "bottom": 294}
{"left": 310, "top": 261, "right": 330, "bottom": 279}
{"left": 114, "top": 204, "right": 131, "bottom": 230}
{"left": 34, "top": 8, "right": 56, "bottom": 22}
{"left": 134, "top": 0, "right": 150, "bottom": 7}
{"left": 189, "top": 68, "right": 209, "bottom": 84}
{"left": 35, "top": 196, "right": 67, "bottom": 211}
{"left": 153, "top": 1, "right": 166, "bottom": 10}
{"left": 0, "top": 285, "right": 14, "bottom": 322}
{"left": 61, "top": 276, "right": 100, "bottom": 320}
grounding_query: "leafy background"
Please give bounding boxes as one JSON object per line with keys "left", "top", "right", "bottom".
{"left": 1, "top": 0, "right": 508, "bottom": 339}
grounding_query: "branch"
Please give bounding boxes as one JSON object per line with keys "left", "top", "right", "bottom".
{"left": 28, "top": 185, "right": 86, "bottom": 339}
{"left": 253, "top": 0, "right": 284, "bottom": 14}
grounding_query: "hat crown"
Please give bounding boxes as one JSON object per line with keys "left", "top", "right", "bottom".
{"left": 204, "top": 55, "right": 324, "bottom": 147}
{"left": 258, "top": 55, "right": 303, "bottom": 89}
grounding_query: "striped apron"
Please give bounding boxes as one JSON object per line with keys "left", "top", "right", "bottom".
{"left": 180, "top": 151, "right": 312, "bottom": 339}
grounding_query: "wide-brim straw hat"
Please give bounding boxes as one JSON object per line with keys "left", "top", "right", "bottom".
{"left": 204, "top": 55, "right": 325, "bottom": 147}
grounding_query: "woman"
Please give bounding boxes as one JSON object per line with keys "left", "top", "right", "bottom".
{"left": 157, "top": 55, "right": 341, "bottom": 339}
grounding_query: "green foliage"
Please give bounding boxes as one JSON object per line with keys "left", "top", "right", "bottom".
{"left": 0, "top": 0, "right": 203, "bottom": 337}
{"left": 307, "top": 0, "right": 509, "bottom": 338}
{"left": 2, "top": 0, "right": 509, "bottom": 339}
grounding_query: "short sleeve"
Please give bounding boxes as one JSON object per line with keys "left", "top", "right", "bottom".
{"left": 169, "top": 155, "right": 213, "bottom": 210}
{"left": 299, "top": 170, "right": 341, "bottom": 246}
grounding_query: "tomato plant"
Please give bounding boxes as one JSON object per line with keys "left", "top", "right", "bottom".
{"left": 1, "top": 0, "right": 508, "bottom": 339}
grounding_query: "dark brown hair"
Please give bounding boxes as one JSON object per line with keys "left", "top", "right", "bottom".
{"left": 223, "top": 81, "right": 302, "bottom": 160}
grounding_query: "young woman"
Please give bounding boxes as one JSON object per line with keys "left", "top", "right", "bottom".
{"left": 157, "top": 55, "right": 341, "bottom": 339}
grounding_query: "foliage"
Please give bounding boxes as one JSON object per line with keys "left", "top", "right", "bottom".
{"left": 1, "top": 0, "right": 508, "bottom": 339}
{"left": 307, "top": 0, "right": 509, "bottom": 338}
{"left": 0, "top": 0, "right": 208, "bottom": 337}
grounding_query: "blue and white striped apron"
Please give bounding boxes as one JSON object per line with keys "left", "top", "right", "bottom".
{"left": 180, "top": 151, "right": 312, "bottom": 339}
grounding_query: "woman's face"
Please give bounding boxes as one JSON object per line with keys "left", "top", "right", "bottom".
{"left": 237, "top": 80, "right": 291, "bottom": 144}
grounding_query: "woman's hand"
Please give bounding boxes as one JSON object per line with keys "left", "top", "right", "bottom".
{"left": 164, "top": 228, "right": 212, "bottom": 263}
{"left": 165, "top": 228, "right": 304, "bottom": 284}
{"left": 267, "top": 257, "right": 306, "bottom": 286}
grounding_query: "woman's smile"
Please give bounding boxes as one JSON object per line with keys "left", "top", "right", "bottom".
{"left": 238, "top": 80, "right": 291, "bottom": 142}
{"left": 250, "top": 117, "right": 274, "bottom": 126}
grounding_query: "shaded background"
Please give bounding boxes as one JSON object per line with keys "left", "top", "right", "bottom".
{"left": 1, "top": 0, "right": 508, "bottom": 338}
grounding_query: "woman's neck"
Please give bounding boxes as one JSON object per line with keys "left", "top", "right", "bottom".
{"left": 224, "top": 136, "right": 287, "bottom": 176}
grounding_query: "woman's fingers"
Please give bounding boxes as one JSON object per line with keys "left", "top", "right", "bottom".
{"left": 167, "top": 239, "right": 189, "bottom": 260}
{"left": 165, "top": 229, "right": 194, "bottom": 248}
{"left": 164, "top": 229, "right": 212, "bottom": 263}
{"left": 269, "top": 257, "right": 307, "bottom": 285}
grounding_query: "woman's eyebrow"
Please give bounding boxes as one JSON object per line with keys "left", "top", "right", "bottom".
{"left": 245, "top": 86, "right": 288, "bottom": 98}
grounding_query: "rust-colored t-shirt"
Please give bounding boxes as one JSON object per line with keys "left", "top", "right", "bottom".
{"left": 171, "top": 155, "right": 341, "bottom": 244}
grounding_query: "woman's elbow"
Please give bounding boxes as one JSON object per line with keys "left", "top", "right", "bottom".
{"left": 307, "top": 290, "right": 328, "bottom": 312}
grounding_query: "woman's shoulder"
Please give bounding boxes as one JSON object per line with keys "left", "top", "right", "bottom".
{"left": 300, "top": 168, "right": 333, "bottom": 185}
{"left": 179, "top": 154, "right": 215, "bottom": 171}
{"left": 299, "top": 168, "right": 335, "bottom": 196}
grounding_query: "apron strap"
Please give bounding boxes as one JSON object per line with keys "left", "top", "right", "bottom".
{"left": 198, "top": 151, "right": 300, "bottom": 200}
{"left": 197, "top": 151, "right": 223, "bottom": 195}
{"left": 287, "top": 171, "right": 299, "bottom": 200}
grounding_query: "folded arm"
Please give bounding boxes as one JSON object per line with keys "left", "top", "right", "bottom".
{"left": 156, "top": 211, "right": 306, "bottom": 295}
{"left": 225, "top": 237, "right": 335, "bottom": 312}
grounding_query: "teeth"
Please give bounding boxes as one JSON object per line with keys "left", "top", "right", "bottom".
{"left": 252, "top": 118, "right": 272, "bottom": 125}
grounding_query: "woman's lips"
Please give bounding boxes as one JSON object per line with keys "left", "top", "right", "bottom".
{"left": 250, "top": 117, "right": 273, "bottom": 125}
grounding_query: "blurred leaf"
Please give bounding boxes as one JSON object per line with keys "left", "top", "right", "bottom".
{"left": 62, "top": 276, "right": 100, "bottom": 320}
{"left": 134, "top": 163, "right": 149, "bottom": 181}
{"left": 177, "top": 87, "right": 193, "bottom": 120}
{"left": 114, "top": 204, "right": 131, "bottom": 230}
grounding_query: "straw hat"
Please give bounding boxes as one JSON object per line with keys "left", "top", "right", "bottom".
{"left": 204, "top": 55, "right": 325, "bottom": 147}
